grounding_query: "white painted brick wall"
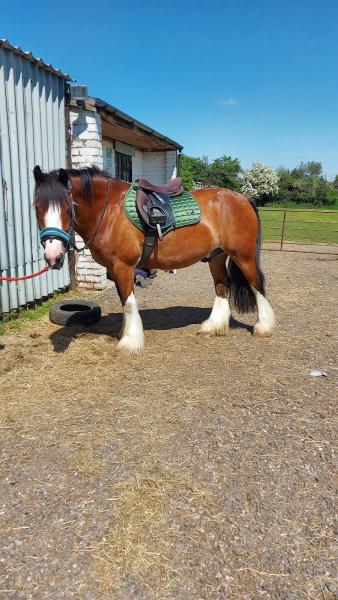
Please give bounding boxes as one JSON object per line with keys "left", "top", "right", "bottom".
{"left": 102, "top": 140, "right": 115, "bottom": 176}
{"left": 165, "top": 150, "right": 178, "bottom": 180}
{"left": 74, "top": 241, "right": 107, "bottom": 289}
{"left": 142, "top": 151, "right": 177, "bottom": 184}
{"left": 132, "top": 150, "right": 144, "bottom": 180}
{"left": 143, "top": 152, "right": 166, "bottom": 184}
{"left": 70, "top": 109, "right": 103, "bottom": 170}
{"left": 71, "top": 106, "right": 107, "bottom": 290}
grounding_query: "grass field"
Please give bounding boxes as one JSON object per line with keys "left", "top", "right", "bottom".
{"left": 259, "top": 208, "right": 338, "bottom": 245}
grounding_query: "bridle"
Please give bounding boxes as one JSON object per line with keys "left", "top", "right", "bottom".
{"left": 39, "top": 176, "right": 112, "bottom": 253}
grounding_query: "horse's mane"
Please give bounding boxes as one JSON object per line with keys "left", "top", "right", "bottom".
{"left": 66, "top": 167, "right": 114, "bottom": 199}
{"left": 35, "top": 167, "right": 115, "bottom": 208}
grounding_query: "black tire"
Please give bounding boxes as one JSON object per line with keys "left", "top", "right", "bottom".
{"left": 49, "top": 300, "right": 101, "bottom": 326}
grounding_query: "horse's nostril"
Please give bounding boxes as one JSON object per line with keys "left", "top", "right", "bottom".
{"left": 54, "top": 253, "right": 64, "bottom": 268}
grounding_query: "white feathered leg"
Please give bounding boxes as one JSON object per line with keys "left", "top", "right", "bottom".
{"left": 117, "top": 292, "right": 145, "bottom": 352}
{"left": 198, "top": 296, "right": 231, "bottom": 336}
{"left": 252, "top": 289, "right": 276, "bottom": 337}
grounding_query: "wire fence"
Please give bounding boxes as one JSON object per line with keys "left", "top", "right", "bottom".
{"left": 259, "top": 208, "right": 338, "bottom": 255}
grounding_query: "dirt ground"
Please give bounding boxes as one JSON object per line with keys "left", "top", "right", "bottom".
{"left": 0, "top": 252, "right": 337, "bottom": 600}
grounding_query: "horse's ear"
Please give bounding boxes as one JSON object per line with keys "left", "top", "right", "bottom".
{"left": 33, "top": 165, "right": 45, "bottom": 187}
{"left": 59, "top": 168, "right": 69, "bottom": 188}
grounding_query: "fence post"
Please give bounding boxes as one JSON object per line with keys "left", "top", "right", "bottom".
{"left": 280, "top": 210, "right": 287, "bottom": 250}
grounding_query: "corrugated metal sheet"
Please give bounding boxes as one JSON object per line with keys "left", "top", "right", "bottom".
{"left": 0, "top": 39, "right": 72, "bottom": 80}
{"left": 0, "top": 41, "right": 70, "bottom": 315}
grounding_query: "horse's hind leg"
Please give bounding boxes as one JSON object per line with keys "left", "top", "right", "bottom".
{"left": 231, "top": 255, "right": 276, "bottom": 337}
{"left": 199, "top": 252, "right": 231, "bottom": 336}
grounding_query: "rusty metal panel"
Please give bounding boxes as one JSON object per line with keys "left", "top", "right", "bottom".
{"left": 0, "top": 43, "right": 70, "bottom": 315}
{"left": 260, "top": 208, "right": 338, "bottom": 255}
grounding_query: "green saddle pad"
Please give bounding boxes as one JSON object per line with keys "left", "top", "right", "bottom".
{"left": 124, "top": 183, "right": 201, "bottom": 234}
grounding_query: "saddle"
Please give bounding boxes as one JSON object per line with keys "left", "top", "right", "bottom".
{"left": 137, "top": 177, "right": 183, "bottom": 196}
{"left": 134, "top": 177, "right": 183, "bottom": 267}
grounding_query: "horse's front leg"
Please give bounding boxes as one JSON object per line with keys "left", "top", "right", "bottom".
{"left": 111, "top": 261, "right": 144, "bottom": 353}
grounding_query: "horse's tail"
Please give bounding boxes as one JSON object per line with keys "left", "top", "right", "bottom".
{"left": 227, "top": 198, "right": 265, "bottom": 313}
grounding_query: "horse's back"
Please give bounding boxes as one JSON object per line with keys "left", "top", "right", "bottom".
{"left": 191, "top": 187, "right": 258, "bottom": 236}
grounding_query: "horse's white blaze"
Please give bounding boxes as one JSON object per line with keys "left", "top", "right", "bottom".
{"left": 44, "top": 206, "right": 64, "bottom": 264}
{"left": 199, "top": 295, "right": 230, "bottom": 336}
{"left": 252, "top": 289, "right": 276, "bottom": 337}
{"left": 117, "top": 292, "right": 144, "bottom": 353}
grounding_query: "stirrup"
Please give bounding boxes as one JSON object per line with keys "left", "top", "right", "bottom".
{"left": 156, "top": 224, "right": 163, "bottom": 240}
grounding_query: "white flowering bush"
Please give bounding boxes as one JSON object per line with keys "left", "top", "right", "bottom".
{"left": 240, "top": 162, "right": 279, "bottom": 202}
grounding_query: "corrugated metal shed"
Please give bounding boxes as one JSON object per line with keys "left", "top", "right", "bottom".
{"left": 0, "top": 40, "right": 71, "bottom": 315}
{"left": 0, "top": 39, "right": 72, "bottom": 80}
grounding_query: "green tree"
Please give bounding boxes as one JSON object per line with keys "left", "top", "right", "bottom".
{"left": 275, "top": 164, "right": 335, "bottom": 206}
{"left": 332, "top": 174, "right": 338, "bottom": 189}
{"left": 207, "top": 155, "right": 242, "bottom": 190}
{"left": 180, "top": 154, "right": 209, "bottom": 190}
{"left": 180, "top": 154, "right": 242, "bottom": 190}
{"left": 327, "top": 183, "right": 338, "bottom": 206}
{"left": 291, "top": 161, "right": 322, "bottom": 178}
{"left": 276, "top": 168, "right": 296, "bottom": 204}
{"left": 180, "top": 155, "right": 194, "bottom": 191}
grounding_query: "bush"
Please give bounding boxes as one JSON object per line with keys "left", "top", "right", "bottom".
{"left": 240, "top": 162, "right": 279, "bottom": 205}
{"left": 276, "top": 166, "right": 335, "bottom": 206}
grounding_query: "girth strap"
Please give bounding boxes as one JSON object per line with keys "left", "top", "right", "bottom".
{"left": 138, "top": 231, "right": 157, "bottom": 269}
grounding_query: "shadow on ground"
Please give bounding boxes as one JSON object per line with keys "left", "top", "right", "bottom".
{"left": 49, "top": 306, "right": 251, "bottom": 353}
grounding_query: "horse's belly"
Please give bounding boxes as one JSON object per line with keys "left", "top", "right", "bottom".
{"left": 148, "top": 222, "right": 218, "bottom": 270}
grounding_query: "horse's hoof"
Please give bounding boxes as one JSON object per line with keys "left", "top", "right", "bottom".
{"left": 198, "top": 325, "right": 228, "bottom": 336}
{"left": 117, "top": 336, "right": 144, "bottom": 353}
{"left": 253, "top": 324, "right": 273, "bottom": 337}
{"left": 197, "top": 329, "right": 211, "bottom": 337}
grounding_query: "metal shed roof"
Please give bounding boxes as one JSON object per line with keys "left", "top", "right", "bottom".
{"left": 0, "top": 38, "right": 72, "bottom": 80}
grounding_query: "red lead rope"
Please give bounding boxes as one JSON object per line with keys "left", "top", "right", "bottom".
{"left": 0, "top": 267, "right": 49, "bottom": 282}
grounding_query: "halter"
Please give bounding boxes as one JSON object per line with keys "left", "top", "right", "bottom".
{"left": 39, "top": 177, "right": 111, "bottom": 253}
{"left": 39, "top": 227, "right": 75, "bottom": 249}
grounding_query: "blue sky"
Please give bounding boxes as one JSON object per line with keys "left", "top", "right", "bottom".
{"left": 2, "top": 0, "right": 338, "bottom": 177}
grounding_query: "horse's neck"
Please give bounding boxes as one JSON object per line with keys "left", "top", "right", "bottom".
{"left": 72, "top": 176, "right": 120, "bottom": 242}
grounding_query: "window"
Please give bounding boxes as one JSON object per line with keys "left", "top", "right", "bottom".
{"left": 104, "top": 146, "right": 114, "bottom": 175}
{"left": 115, "top": 151, "right": 132, "bottom": 182}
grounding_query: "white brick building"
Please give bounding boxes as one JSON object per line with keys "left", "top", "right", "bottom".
{"left": 70, "top": 95, "right": 182, "bottom": 289}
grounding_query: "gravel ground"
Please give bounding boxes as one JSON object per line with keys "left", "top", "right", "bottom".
{"left": 0, "top": 251, "right": 337, "bottom": 599}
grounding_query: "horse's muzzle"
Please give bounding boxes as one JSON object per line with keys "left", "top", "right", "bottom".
{"left": 44, "top": 252, "right": 65, "bottom": 270}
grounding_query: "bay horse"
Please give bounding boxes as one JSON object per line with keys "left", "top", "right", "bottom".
{"left": 33, "top": 166, "right": 276, "bottom": 353}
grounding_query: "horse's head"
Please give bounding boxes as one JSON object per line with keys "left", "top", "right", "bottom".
{"left": 34, "top": 166, "right": 73, "bottom": 269}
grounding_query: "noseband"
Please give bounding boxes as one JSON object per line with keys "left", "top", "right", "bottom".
{"left": 39, "top": 177, "right": 111, "bottom": 253}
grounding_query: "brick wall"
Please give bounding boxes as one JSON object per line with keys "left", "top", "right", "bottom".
{"left": 165, "top": 150, "right": 178, "bottom": 180}
{"left": 142, "top": 151, "right": 177, "bottom": 184}
{"left": 102, "top": 139, "right": 115, "bottom": 176}
{"left": 70, "top": 105, "right": 103, "bottom": 170}
{"left": 70, "top": 103, "right": 107, "bottom": 290}
{"left": 143, "top": 152, "right": 166, "bottom": 184}
{"left": 132, "top": 150, "right": 144, "bottom": 180}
